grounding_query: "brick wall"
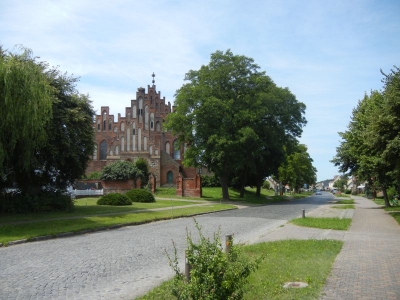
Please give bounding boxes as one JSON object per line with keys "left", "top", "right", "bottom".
{"left": 176, "top": 173, "right": 202, "bottom": 197}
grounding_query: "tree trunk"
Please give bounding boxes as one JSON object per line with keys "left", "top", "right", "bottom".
{"left": 240, "top": 178, "right": 246, "bottom": 198}
{"left": 220, "top": 175, "right": 230, "bottom": 201}
{"left": 255, "top": 177, "right": 262, "bottom": 197}
{"left": 382, "top": 185, "right": 390, "bottom": 207}
{"left": 239, "top": 182, "right": 245, "bottom": 198}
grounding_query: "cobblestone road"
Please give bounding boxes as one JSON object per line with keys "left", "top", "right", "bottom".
{"left": 0, "top": 195, "right": 330, "bottom": 300}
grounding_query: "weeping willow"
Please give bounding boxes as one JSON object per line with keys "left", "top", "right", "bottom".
{"left": 0, "top": 46, "right": 53, "bottom": 176}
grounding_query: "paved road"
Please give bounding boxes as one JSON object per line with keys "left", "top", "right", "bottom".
{"left": 0, "top": 194, "right": 332, "bottom": 300}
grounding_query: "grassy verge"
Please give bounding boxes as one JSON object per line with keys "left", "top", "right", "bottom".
{"left": 0, "top": 203, "right": 235, "bottom": 245}
{"left": 331, "top": 204, "right": 355, "bottom": 209}
{"left": 374, "top": 198, "right": 400, "bottom": 224}
{"left": 138, "top": 240, "right": 343, "bottom": 300}
{"left": 335, "top": 199, "right": 354, "bottom": 204}
{"left": 291, "top": 217, "right": 352, "bottom": 230}
{"left": 334, "top": 193, "right": 351, "bottom": 198}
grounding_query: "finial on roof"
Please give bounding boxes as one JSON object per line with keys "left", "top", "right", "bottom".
{"left": 152, "top": 72, "right": 155, "bottom": 86}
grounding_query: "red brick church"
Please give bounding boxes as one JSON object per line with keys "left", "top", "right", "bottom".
{"left": 86, "top": 74, "right": 202, "bottom": 192}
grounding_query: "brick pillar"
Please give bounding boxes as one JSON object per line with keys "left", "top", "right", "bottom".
{"left": 149, "top": 173, "right": 156, "bottom": 194}
{"left": 195, "top": 174, "right": 202, "bottom": 197}
{"left": 176, "top": 173, "right": 183, "bottom": 196}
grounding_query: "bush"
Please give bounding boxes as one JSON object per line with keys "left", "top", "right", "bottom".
{"left": 126, "top": 189, "right": 155, "bottom": 203}
{"left": 262, "top": 180, "right": 270, "bottom": 189}
{"left": 166, "top": 220, "right": 263, "bottom": 300}
{"left": 97, "top": 193, "right": 132, "bottom": 206}
{"left": 345, "top": 189, "right": 351, "bottom": 194}
{"left": 0, "top": 190, "right": 74, "bottom": 213}
{"left": 201, "top": 175, "right": 220, "bottom": 187}
{"left": 101, "top": 160, "right": 143, "bottom": 181}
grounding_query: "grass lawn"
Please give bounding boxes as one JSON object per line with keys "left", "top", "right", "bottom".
{"left": 291, "top": 217, "right": 352, "bottom": 230}
{"left": 0, "top": 198, "right": 202, "bottom": 225}
{"left": 138, "top": 239, "right": 343, "bottom": 300}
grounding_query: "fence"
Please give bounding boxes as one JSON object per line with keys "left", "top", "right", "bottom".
{"left": 72, "top": 189, "right": 104, "bottom": 197}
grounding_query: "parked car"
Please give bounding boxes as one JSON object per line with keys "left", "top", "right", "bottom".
{"left": 315, "top": 189, "right": 322, "bottom": 195}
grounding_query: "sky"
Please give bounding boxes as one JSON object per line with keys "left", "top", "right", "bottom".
{"left": 1, "top": 0, "right": 399, "bottom": 182}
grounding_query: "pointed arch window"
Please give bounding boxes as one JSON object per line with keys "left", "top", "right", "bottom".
{"left": 100, "top": 140, "right": 107, "bottom": 160}
{"left": 150, "top": 113, "right": 154, "bottom": 131}
{"left": 173, "top": 140, "right": 181, "bottom": 160}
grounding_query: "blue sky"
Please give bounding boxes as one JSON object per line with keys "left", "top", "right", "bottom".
{"left": 1, "top": 0, "right": 399, "bottom": 181}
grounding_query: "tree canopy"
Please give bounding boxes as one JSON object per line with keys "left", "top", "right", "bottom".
{"left": 165, "top": 50, "right": 308, "bottom": 200}
{"left": 0, "top": 47, "right": 53, "bottom": 183}
{"left": 101, "top": 160, "right": 143, "bottom": 181}
{"left": 0, "top": 46, "right": 95, "bottom": 196}
{"left": 332, "top": 66, "right": 400, "bottom": 206}
{"left": 278, "top": 144, "right": 317, "bottom": 193}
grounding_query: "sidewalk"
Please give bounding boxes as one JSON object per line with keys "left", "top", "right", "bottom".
{"left": 259, "top": 195, "right": 400, "bottom": 299}
{"left": 320, "top": 196, "right": 400, "bottom": 300}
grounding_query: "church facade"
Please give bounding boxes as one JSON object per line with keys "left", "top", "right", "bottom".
{"left": 86, "top": 78, "right": 199, "bottom": 187}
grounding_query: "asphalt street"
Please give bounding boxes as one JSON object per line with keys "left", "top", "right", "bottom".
{"left": 0, "top": 193, "right": 333, "bottom": 300}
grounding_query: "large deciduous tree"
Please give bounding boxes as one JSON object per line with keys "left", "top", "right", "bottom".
{"left": 31, "top": 68, "right": 95, "bottom": 191}
{"left": 165, "top": 50, "right": 307, "bottom": 200}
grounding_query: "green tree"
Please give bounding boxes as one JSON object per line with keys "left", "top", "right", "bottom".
{"left": 333, "top": 176, "right": 348, "bottom": 192}
{"left": 165, "top": 50, "right": 306, "bottom": 200}
{"left": 31, "top": 69, "right": 95, "bottom": 191}
{"left": 0, "top": 47, "right": 53, "bottom": 191}
{"left": 278, "top": 144, "right": 317, "bottom": 193}
{"left": 332, "top": 67, "right": 400, "bottom": 206}
{"left": 101, "top": 160, "right": 143, "bottom": 181}
{"left": 0, "top": 46, "right": 95, "bottom": 197}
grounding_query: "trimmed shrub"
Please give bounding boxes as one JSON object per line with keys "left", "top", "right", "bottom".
{"left": 97, "top": 193, "right": 132, "bottom": 206}
{"left": 126, "top": 189, "right": 155, "bottom": 203}
{"left": 345, "top": 189, "right": 351, "bottom": 194}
